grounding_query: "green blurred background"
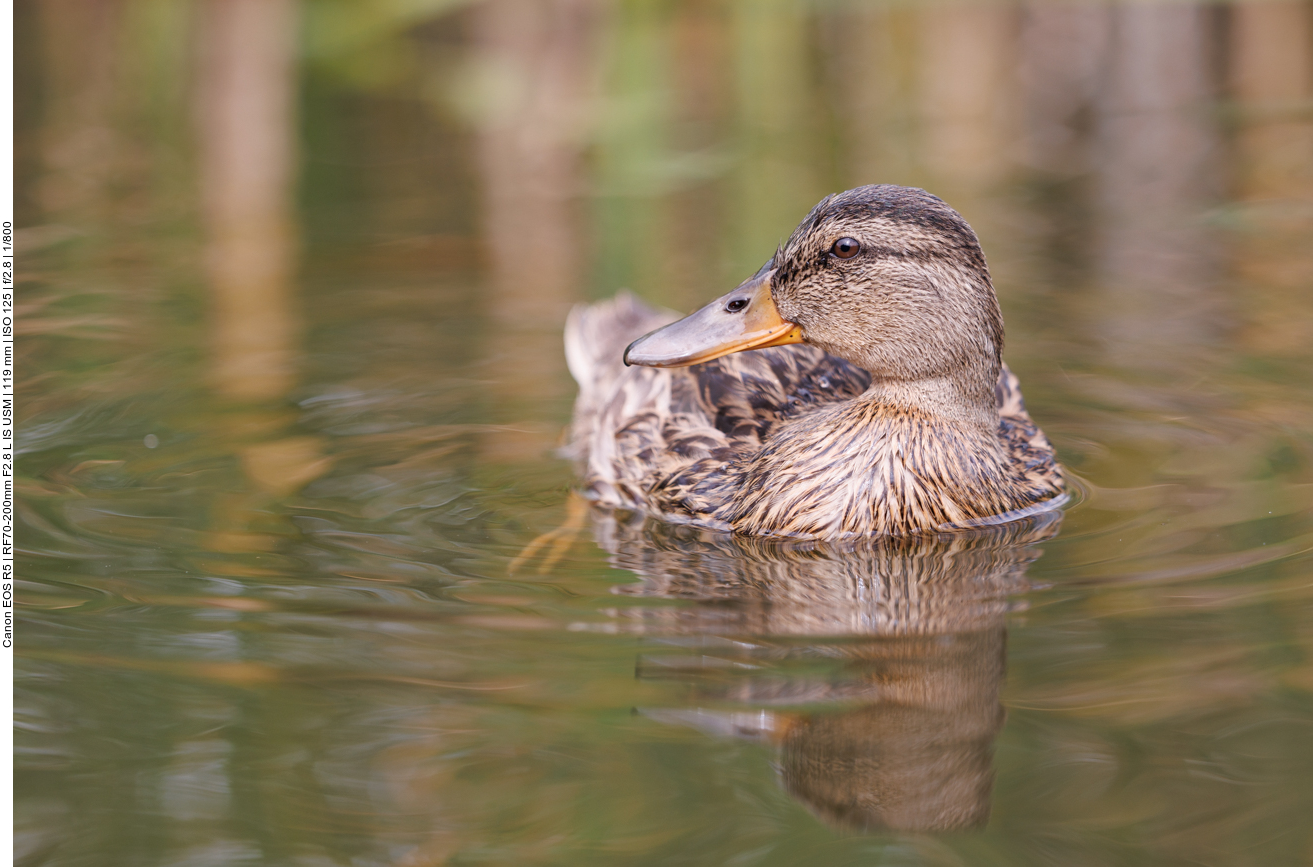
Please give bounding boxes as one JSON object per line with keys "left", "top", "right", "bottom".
{"left": 14, "top": 1, "right": 1313, "bottom": 865}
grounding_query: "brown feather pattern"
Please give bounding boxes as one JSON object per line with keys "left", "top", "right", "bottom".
{"left": 565, "top": 186, "right": 1065, "bottom": 540}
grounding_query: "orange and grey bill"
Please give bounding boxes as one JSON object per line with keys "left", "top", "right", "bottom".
{"left": 623, "top": 268, "right": 804, "bottom": 368}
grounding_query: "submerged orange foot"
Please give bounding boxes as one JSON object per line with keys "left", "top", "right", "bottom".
{"left": 508, "top": 491, "right": 589, "bottom": 575}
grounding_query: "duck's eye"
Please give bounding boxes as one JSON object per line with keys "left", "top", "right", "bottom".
{"left": 831, "top": 237, "right": 861, "bottom": 259}
{"left": 725, "top": 298, "right": 748, "bottom": 313}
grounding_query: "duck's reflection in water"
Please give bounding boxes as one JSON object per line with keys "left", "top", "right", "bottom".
{"left": 593, "top": 509, "right": 1062, "bottom": 832}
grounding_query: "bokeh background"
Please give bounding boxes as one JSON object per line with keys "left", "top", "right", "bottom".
{"left": 15, "top": 1, "right": 1313, "bottom": 865}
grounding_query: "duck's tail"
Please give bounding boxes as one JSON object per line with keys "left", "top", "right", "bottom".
{"left": 563, "top": 292, "right": 676, "bottom": 463}
{"left": 564, "top": 291, "right": 670, "bottom": 395}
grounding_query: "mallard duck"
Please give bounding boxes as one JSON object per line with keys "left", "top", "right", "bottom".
{"left": 565, "top": 184, "right": 1064, "bottom": 540}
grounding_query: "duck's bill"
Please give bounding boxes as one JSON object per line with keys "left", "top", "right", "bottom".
{"left": 623, "top": 269, "right": 803, "bottom": 368}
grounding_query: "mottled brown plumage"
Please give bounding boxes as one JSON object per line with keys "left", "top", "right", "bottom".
{"left": 566, "top": 185, "right": 1064, "bottom": 539}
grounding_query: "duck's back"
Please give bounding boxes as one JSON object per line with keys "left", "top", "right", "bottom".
{"left": 566, "top": 294, "right": 1061, "bottom": 535}
{"left": 566, "top": 294, "right": 868, "bottom": 513}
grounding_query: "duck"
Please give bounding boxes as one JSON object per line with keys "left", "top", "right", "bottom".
{"left": 565, "top": 184, "right": 1064, "bottom": 540}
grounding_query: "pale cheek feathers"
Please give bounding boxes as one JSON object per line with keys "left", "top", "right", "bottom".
{"left": 780, "top": 258, "right": 994, "bottom": 375}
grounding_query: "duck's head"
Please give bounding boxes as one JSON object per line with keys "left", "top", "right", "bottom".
{"left": 624, "top": 185, "right": 1004, "bottom": 412}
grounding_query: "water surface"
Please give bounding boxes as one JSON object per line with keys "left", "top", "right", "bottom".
{"left": 15, "top": 1, "right": 1313, "bottom": 864}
